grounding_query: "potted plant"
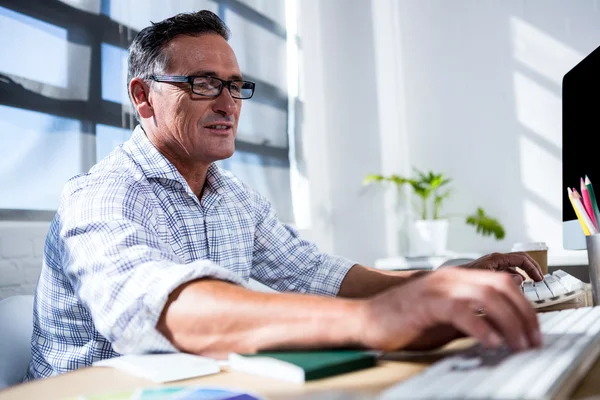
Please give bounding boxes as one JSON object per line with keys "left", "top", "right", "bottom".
{"left": 363, "top": 168, "right": 505, "bottom": 256}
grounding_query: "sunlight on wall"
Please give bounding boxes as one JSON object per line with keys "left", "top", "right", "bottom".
{"left": 518, "top": 134, "right": 561, "bottom": 210}
{"left": 511, "top": 16, "right": 582, "bottom": 249}
{"left": 286, "top": 0, "right": 312, "bottom": 229}
{"left": 523, "top": 198, "right": 560, "bottom": 249}
{"left": 513, "top": 72, "right": 561, "bottom": 149}
{"left": 511, "top": 16, "right": 583, "bottom": 86}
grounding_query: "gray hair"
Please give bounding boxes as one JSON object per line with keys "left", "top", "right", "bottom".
{"left": 127, "top": 10, "right": 230, "bottom": 122}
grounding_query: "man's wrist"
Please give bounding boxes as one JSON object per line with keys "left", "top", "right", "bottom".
{"left": 330, "top": 298, "right": 370, "bottom": 348}
{"left": 346, "top": 297, "right": 378, "bottom": 349}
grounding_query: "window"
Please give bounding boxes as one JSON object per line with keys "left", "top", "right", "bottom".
{"left": 96, "top": 124, "right": 131, "bottom": 161}
{"left": 0, "top": 105, "right": 86, "bottom": 211}
{"left": 0, "top": 0, "right": 299, "bottom": 224}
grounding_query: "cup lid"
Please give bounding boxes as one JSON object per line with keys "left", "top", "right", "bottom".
{"left": 511, "top": 242, "right": 548, "bottom": 251}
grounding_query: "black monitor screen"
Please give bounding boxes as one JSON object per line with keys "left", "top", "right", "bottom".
{"left": 562, "top": 44, "right": 600, "bottom": 223}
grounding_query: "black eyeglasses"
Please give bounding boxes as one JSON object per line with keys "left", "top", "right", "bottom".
{"left": 149, "top": 75, "right": 255, "bottom": 99}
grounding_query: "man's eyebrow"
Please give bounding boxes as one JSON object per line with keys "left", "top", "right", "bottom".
{"left": 189, "top": 71, "right": 245, "bottom": 81}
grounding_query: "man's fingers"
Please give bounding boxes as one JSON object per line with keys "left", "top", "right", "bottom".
{"left": 437, "top": 270, "right": 541, "bottom": 350}
{"left": 491, "top": 273, "right": 542, "bottom": 347}
{"left": 502, "top": 252, "right": 543, "bottom": 281}
{"left": 451, "top": 304, "right": 504, "bottom": 349}
{"left": 518, "top": 252, "right": 545, "bottom": 278}
{"left": 473, "top": 286, "right": 530, "bottom": 351}
{"left": 468, "top": 271, "right": 541, "bottom": 348}
{"left": 505, "top": 268, "right": 525, "bottom": 285}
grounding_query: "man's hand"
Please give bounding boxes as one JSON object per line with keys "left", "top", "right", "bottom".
{"left": 459, "top": 252, "right": 544, "bottom": 284}
{"left": 357, "top": 268, "right": 542, "bottom": 352}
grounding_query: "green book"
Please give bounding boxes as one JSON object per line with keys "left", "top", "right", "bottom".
{"left": 228, "top": 350, "right": 378, "bottom": 383}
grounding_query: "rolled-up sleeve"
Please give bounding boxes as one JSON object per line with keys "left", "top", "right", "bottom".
{"left": 250, "top": 194, "right": 356, "bottom": 296}
{"left": 60, "top": 177, "right": 246, "bottom": 354}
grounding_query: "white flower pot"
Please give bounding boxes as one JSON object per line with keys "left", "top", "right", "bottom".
{"left": 408, "top": 219, "right": 449, "bottom": 257}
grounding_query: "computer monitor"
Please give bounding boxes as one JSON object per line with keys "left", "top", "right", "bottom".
{"left": 562, "top": 44, "right": 600, "bottom": 250}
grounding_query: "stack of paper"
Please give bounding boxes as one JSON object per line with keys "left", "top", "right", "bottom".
{"left": 92, "top": 353, "right": 221, "bottom": 383}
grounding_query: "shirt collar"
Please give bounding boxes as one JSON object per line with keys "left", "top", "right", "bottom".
{"left": 127, "top": 125, "right": 187, "bottom": 184}
{"left": 125, "top": 125, "right": 226, "bottom": 208}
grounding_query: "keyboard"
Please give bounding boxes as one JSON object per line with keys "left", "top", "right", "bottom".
{"left": 521, "top": 270, "right": 587, "bottom": 309}
{"left": 379, "top": 306, "right": 600, "bottom": 400}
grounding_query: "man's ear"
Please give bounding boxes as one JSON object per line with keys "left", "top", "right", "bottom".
{"left": 129, "top": 78, "right": 154, "bottom": 119}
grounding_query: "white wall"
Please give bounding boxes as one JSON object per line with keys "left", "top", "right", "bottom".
{"left": 393, "top": 0, "right": 600, "bottom": 254}
{"left": 300, "top": 0, "right": 600, "bottom": 264}
{"left": 0, "top": 222, "right": 48, "bottom": 299}
{"left": 299, "top": 0, "right": 390, "bottom": 265}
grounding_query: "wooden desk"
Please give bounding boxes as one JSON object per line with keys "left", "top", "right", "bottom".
{"left": 2, "top": 338, "right": 600, "bottom": 400}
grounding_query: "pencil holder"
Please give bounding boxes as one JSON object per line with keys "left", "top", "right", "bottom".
{"left": 586, "top": 234, "right": 600, "bottom": 305}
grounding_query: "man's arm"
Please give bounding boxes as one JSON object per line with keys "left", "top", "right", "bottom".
{"left": 156, "top": 269, "right": 445, "bottom": 355}
{"left": 157, "top": 279, "right": 363, "bottom": 357}
{"left": 337, "top": 252, "right": 543, "bottom": 298}
{"left": 59, "top": 178, "right": 249, "bottom": 355}
{"left": 337, "top": 265, "right": 465, "bottom": 350}
{"left": 157, "top": 267, "right": 542, "bottom": 355}
{"left": 337, "top": 264, "right": 428, "bottom": 298}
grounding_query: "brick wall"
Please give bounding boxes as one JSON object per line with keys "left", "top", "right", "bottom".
{"left": 0, "top": 221, "right": 50, "bottom": 299}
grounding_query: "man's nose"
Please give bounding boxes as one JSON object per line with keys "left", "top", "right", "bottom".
{"left": 212, "top": 87, "right": 237, "bottom": 116}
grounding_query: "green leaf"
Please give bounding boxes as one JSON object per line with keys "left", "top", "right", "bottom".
{"left": 363, "top": 170, "right": 504, "bottom": 239}
{"left": 465, "top": 208, "right": 505, "bottom": 240}
{"left": 433, "top": 189, "right": 452, "bottom": 219}
{"left": 362, "top": 174, "right": 385, "bottom": 185}
{"left": 389, "top": 175, "right": 409, "bottom": 186}
{"left": 413, "top": 167, "right": 428, "bottom": 182}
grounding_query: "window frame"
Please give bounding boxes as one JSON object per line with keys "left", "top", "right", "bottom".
{"left": 0, "top": 0, "right": 293, "bottom": 221}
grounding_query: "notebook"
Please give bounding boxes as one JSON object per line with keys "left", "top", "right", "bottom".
{"left": 227, "top": 350, "right": 378, "bottom": 384}
{"left": 92, "top": 353, "right": 221, "bottom": 383}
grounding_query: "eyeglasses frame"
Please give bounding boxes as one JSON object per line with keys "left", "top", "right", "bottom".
{"left": 149, "top": 75, "right": 255, "bottom": 99}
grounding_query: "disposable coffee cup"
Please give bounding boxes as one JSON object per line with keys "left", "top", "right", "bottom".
{"left": 511, "top": 242, "right": 548, "bottom": 276}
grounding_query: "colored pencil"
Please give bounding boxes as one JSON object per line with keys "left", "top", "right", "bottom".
{"left": 585, "top": 175, "right": 600, "bottom": 229}
{"left": 568, "top": 187, "right": 596, "bottom": 235}
{"left": 581, "top": 177, "right": 598, "bottom": 230}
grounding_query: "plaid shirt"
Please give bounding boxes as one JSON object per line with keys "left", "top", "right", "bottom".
{"left": 25, "top": 125, "right": 355, "bottom": 381}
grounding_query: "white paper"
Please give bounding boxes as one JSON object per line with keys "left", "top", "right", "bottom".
{"left": 93, "top": 353, "right": 221, "bottom": 383}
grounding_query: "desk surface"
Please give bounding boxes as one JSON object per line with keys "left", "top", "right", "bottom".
{"left": 2, "top": 338, "right": 600, "bottom": 400}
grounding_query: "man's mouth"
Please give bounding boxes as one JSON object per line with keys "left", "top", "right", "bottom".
{"left": 206, "top": 124, "right": 231, "bottom": 130}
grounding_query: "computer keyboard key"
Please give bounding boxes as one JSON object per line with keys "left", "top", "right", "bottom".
{"left": 545, "top": 280, "right": 568, "bottom": 297}
{"left": 545, "top": 307, "right": 590, "bottom": 334}
{"left": 553, "top": 270, "right": 585, "bottom": 292}
{"left": 524, "top": 290, "right": 539, "bottom": 302}
{"left": 463, "top": 348, "right": 543, "bottom": 399}
{"left": 533, "top": 280, "right": 554, "bottom": 300}
{"left": 521, "top": 270, "right": 585, "bottom": 306}
{"left": 379, "top": 307, "right": 600, "bottom": 400}
{"left": 493, "top": 338, "right": 572, "bottom": 399}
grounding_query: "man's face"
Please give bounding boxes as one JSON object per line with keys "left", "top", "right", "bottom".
{"left": 149, "top": 34, "right": 242, "bottom": 164}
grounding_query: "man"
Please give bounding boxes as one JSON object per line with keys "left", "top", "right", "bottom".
{"left": 25, "top": 10, "right": 543, "bottom": 381}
